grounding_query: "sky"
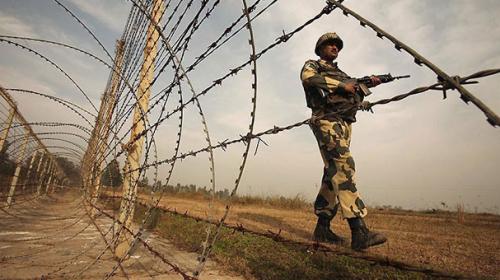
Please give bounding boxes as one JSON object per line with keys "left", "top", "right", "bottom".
{"left": 0, "top": 0, "right": 499, "bottom": 213}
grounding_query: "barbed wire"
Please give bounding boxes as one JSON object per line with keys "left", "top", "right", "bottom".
{"left": 119, "top": 67, "right": 499, "bottom": 173}
{"left": 366, "top": 69, "right": 500, "bottom": 110}
{"left": 51, "top": 0, "right": 114, "bottom": 63}
{"left": 326, "top": 0, "right": 499, "bottom": 126}
{"left": 1, "top": 0, "right": 498, "bottom": 279}
{"left": 0, "top": 38, "right": 98, "bottom": 113}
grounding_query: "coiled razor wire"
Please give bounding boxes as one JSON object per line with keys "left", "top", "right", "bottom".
{"left": 0, "top": 0, "right": 498, "bottom": 279}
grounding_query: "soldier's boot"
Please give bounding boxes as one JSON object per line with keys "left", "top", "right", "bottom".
{"left": 348, "top": 217, "right": 387, "bottom": 251}
{"left": 313, "top": 215, "right": 347, "bottom": 245}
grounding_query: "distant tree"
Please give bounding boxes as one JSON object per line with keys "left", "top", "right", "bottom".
{"left": 139, "top": 176, "right": 149, "bottom": 188}
{"left": 100, "top": 159, "right": 122, "bottom": 188}
{"left": 56, "top": 156, "right": 82, "bottom": 186}
{"left": 0, "top": 140, "right": 15, "bottom": 176}
{"left": 199, "top": 186, "right": 209, "bottom": 195}
{"left": 216, "top": 188, "right": 230, "bottom": 198}
{"left": 152, "top": 180, "right": 162, "bottom": 191}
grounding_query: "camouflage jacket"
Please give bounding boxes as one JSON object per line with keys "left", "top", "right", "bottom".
{"left": 300, "top": 59, "right": 362, "bottom": 123}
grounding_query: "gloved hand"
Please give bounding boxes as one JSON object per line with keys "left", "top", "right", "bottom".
{"left": 359, "top": 101, "right": 373, "bottom": 113}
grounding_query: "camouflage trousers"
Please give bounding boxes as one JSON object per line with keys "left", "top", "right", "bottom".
{"left": 310, "top": 118, "right": 368, "bottom": 220}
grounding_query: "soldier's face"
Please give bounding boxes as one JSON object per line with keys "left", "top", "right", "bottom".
{"left": 320, "top": 42, "right": 339, "bottom": 61}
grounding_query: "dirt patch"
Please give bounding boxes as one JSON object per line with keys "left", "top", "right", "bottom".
{"left": 0, "top": 190, "right": 244, "bottom": 279}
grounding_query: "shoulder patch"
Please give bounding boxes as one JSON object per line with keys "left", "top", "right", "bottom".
{"left": 303, "top": 60, "right": 319, "bottom": 70}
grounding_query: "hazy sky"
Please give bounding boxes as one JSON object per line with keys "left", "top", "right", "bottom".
{"left": 0, "top": 0, "right": 499, "bottom": 213}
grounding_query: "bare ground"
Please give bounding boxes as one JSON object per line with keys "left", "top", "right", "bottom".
{"left": 0, "top": 190, "right": 244, "bottom": 280}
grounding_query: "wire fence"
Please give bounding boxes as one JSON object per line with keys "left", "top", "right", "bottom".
{"left": 0, "top": 0, "right": 498, "bottom": 279}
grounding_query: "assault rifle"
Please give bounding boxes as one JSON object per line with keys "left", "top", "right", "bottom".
{"left": 351, "top": 74, "right": 410, "bottom": 96}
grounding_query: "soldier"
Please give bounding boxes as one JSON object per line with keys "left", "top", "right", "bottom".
{"left": 300, "top": 32, "right": 387, "bottom": 251}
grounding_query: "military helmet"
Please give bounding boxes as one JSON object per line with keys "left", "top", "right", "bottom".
{"left": 314, "top": 32, "right": 343, "bottom": 56}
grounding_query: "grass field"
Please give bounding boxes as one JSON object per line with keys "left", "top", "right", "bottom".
{"left": 102, "top": 189, "right": 499, "bottom": 279}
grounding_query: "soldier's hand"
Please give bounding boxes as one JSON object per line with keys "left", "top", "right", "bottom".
{"left": 360, "top": 101, "right": 373, "bottom": 112}
{"left": 344, "top": 82, "right": 357, "bottom": 94}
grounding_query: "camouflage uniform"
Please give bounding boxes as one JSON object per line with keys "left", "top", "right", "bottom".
{"left": 301, "top": 59, "right": 368, "bottom": 220}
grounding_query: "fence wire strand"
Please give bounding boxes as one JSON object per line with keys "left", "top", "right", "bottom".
{"left": 0, "top": 0, "right": 498, "bottom": 279}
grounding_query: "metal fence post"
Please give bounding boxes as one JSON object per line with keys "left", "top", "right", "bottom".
{"left": 37, "top": 158, "right": 50, "bottom": 196}
{"left": 46, "top": 165, "right": 54, "bottom": 194}
{"left": 35, "top": 153, "right": 46, "bottom": 195}
{"left": 7, "top": 130, "right": 29, "bottom": 207}
{"left": 23, "top": 150, "right": 38, "bottom": 193}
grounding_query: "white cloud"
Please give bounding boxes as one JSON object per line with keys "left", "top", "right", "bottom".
{"left": 67, "top": 0, "right": 130, "bottom": 33}
{"left": 0, "top": 11, "right": 35, "bottom": 36}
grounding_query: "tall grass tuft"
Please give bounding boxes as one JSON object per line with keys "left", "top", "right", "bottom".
{"left": 232, "top": 194, "right": 311, "bottom": 209}
{"left": 138, "top": 183, "right": 312, "bottom": 210}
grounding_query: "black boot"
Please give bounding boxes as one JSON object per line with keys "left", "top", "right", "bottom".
{"left": 348, "top": 217, "right": 387, "bottom": 251}
{"left": 313, "top": 216, "right": 347, "bottom": 245}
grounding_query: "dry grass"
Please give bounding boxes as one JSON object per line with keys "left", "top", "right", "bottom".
{"left": 180, "top": 199, "right": 499, "bottom": 278}
{"left": 106, "top": 197, "right": 429, "bottom": 280}
{"left": 136, "top": 187, "right": 311, "bottom": 210}
{"left": 104, "top": 190, "right": 500, "bottom": 279}
{"left": 231, "top": 194, "right": 311, "bottom": 210}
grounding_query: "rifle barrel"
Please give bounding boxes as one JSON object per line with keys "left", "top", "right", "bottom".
{"left": 394, "top": 75, "right": 411, "bottom": 79}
